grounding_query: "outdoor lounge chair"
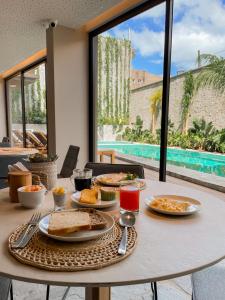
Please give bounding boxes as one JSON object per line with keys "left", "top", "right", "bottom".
{"left": 191, "top": 263, "right": 225, "bottom": 300}
{"left": 59, "top": 145, "right": 80, "bottom": 178}
{"left": 33, "top": 131, "right": 47, "bottom": 146}
{"left": 84, "top": 162, "right": 145, "bottom": 178}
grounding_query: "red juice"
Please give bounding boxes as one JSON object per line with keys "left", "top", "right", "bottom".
{"left": 120, "top": 186, "right": 140, "bottom": 213}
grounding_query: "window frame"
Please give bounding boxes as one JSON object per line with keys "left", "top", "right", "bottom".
{"left": 4, "top": 58, "right": 47, "bottom": 149}
{"left": 88, "top": 0, "right": 174, "bottom": 182}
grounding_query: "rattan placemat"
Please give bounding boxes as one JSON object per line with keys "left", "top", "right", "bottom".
{"left": 8, "top": 222, "right": 137, "bottom": 271}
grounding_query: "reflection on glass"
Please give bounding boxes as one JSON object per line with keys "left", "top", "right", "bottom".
{"left": 7, "top": 75, "right": 23, "bottom": 147}
{"left": 24, "top": 63, "right": 47, "bottom": 153}
{"left": 96, "top": 3, "right": 166, "bottom": 170}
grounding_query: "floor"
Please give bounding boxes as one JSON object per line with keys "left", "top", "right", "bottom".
{"left": 12, "top": 160, "right": 225, "bottom": 299}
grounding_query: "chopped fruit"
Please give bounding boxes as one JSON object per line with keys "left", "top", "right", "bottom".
{"left": 23, "top": 185, "right": 42, "bottom": 192}
{"left": 53, "top": 187, "right": 66, "bottom": 195}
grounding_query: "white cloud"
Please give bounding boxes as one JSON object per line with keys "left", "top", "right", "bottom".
{"left": 112, "top": 0, "right": 225, "bottom": 71}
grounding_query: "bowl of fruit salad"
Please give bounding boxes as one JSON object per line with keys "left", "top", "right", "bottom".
{"left": 17, "top": 185, "right": 46, "bottom": 208}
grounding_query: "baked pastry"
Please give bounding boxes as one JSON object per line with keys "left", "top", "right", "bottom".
{"left": 80, "top": 189, "right": 97, "bottom": 204}
{"left": 100, "top": 187, "right": 116, "bottom": 201}
{"left": 48, "top": 210, "right": 90, "bottom": 235}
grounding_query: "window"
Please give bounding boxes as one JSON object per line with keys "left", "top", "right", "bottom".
{"left": 5, "top": 60, "right": 47, "bottom": 153}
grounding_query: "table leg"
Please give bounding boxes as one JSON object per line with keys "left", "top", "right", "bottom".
{"left": 151, "top": 282, "right": 158, "bottom": 300}
{"left": 111, "top": 153, "right": 115, "bottom": 164}
{"left": 85, "top": 287, "right": 111, "bottom": 300}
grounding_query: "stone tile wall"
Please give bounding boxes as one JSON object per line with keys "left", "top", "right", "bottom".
{"left": 130, "top": 70, "right": 225, "bottom": 130}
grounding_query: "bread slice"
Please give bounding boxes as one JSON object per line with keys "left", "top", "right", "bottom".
{"left": 83, "top": 208, "right": 107, "bottom": 230}
{"left": 48, "top": 211, "right": 90, "bottom": 235}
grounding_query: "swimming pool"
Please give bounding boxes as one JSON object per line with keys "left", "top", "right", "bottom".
{"left": 98, "top": 141, "right": 225, "bottom": 178}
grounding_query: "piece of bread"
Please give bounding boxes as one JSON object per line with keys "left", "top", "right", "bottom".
{"left": 48, "top": 211, "right": 91, "bottom": 235}
{"left": 80, "top": 189, "right": 97, "bottom": 204}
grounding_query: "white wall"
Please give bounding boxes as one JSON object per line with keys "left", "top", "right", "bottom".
{"left": 0, "top": 78, "right": 7, "bottom": 140}
{"left": 47, "top": 26, "right": 88, "bottom": 170}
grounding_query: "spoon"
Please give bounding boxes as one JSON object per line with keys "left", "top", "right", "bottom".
{"left": 118, "top": 212, "right": 136, "bottom": 255}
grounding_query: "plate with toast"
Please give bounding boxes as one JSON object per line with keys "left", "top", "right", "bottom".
{"left": 71, "top": 188, "right": 117, "bottom": 208}
{"left": 38, "top": 208, "right": 115, "bottom": 242}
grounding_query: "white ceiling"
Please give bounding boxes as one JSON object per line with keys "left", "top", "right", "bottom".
{"left": 0, "top": 0, "right": 122, "bottom": 73}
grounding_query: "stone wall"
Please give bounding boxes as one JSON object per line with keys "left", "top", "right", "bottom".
{"left": 130, "top": 70, "right": 225, "bottom": 130}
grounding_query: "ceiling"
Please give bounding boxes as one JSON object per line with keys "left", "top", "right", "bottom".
{"left": 0, "top": 0, "right": 122, "bottom": 73}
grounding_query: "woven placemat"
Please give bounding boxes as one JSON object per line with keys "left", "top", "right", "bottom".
{"left": 8, "top": 222, "right": 137, "bottom": 271}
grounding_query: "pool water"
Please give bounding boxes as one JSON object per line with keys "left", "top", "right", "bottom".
{"left": 98, "top": 141, "right": 225, "bottom": 178}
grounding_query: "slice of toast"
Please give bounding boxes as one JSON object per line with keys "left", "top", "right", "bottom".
{"left": 81, "top": 208, "right": 107, "bottom": 230}
{"left": 48, "top": 210, "right": 91, "bottom": 235}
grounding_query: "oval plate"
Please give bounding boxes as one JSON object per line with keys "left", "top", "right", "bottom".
{"left": 71, "top": 192, "right": 117, "bottom": 209}
{"left": 145, "top": 194, "right": 201, "bottom": 216}
{"left": 38, "top": 211, "right": 115, "bottom": 242}
{"left": 96, "top": 173, "right": 135, "bottom": 187}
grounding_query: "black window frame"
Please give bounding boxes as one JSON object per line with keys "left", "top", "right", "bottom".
{"left": 4, "top": 57, "right": 48, "bottom": 149}
{"left": 88, "top": 0, "right": 174, "bottom": 182}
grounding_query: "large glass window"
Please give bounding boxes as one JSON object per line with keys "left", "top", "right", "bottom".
{"left": 95, "top": 2, "right": 166, "bottom": 170}
{"left": 6, "top": 74, "right": 23, "bottom": 147}
{"left": 167, "top": 0, "right": 225, "bottom": 180}
{"left": 6, "top": 61, "right": 47, "bottom": 153}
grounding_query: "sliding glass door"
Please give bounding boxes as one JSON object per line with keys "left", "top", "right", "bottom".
{"left": 5, "top": 60, "right": 47, "bottom": 153}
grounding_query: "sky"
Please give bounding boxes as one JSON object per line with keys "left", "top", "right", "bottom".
{"left": 103, "top": 0, "right": 225, "bottom": 76}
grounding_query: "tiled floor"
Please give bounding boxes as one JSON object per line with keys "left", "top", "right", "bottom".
{"left": 12, "top": 161, "right": 225, "bottom": 299}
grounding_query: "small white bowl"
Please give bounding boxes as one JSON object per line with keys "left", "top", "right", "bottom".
{"left": 18, "top": 185, "right": 46, "bottom": 208}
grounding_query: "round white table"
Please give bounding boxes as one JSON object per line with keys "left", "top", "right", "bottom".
{"left": 0, "top": 179, "right": 225, "bottom": 300}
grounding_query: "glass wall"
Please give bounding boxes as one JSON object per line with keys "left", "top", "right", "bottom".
{"left": 95, "top": 2, "right": 166, "bottom": 170}
{"left": 6, "top": 74, "right": 23, "bottom": 147}
{"left": 167, "top": 0, "right": 225, "bottom": 180}
{"left": 24, "top": 63, "right": 47, "bottom": 152}
{"left": 6, "top": 61, "right": 47, "bottom": 153}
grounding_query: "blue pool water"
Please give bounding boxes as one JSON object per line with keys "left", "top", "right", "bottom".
{"left": 98, "top": 141, "right": 225, "bottom": 178}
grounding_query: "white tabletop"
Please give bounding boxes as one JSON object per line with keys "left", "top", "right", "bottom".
{"left": 0, "top": 179, "right": 225, "bottom": 287}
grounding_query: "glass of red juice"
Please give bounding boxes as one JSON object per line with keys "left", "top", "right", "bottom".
{"left": 120, "top": 186, "right": 140, "bottom": 213}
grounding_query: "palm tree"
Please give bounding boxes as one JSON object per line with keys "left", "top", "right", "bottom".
{"left": 195, "top": 54, "right": 225, "bottom": 94}
{"left": 149, "top": 88, "right": 162, "bottom": 135}
{"left": 180, "top": 72, "right": 194, "bottom": 134}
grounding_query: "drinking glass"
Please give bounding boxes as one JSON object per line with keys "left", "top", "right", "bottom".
{"left": 52, "top": 187, "right": 67, "bottom": 211}
{"left": 70, "top": 168, "right": 93, "bottom": 191}
{"left": 120, "top": 186, "right": 140, "bottom": 213}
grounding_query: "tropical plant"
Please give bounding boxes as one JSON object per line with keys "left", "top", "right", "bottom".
{"left": 188, "top": 118, "right": 216, "bottom": 137}
{"left": 149, "top": 88, "right": 162, "bottom": 135}
{"left": 180, "top": 72, "right": 194, "bottom": 134}
{"left": 195, "top": 54, "right": 225, "bottom": 94}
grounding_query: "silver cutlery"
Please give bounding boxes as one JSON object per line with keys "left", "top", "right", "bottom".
{"left": 118, "top": 212, "right": 136, "bottom": 255}
{"left": 12, "top": 225, "right": 39, "bottom": 249}
{"left": 12, "top": 212, "right": 41, "bottom": 248}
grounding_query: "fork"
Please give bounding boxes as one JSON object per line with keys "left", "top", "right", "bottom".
{"left": 12, "top": 212, "right": 41, "bottom": 247}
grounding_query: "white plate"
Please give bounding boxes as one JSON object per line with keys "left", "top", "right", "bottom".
{"left": 38, "top": 210, "right": 115, "bottom": 242}
{"left": 145, "top": 194, "right": 201, "bottom": 216}
{"left": 96, "top": 173, "right": 135, "bottom": 186}
{"left": 71, "top": 192, "right": 117, "bottom": 208}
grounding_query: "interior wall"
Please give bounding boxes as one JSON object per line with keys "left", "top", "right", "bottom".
{"left": 46, "top": 25, "right": 88, "bottom": 170}
{"left": 0, "top": 79, "right": 7, "bottom": 140}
